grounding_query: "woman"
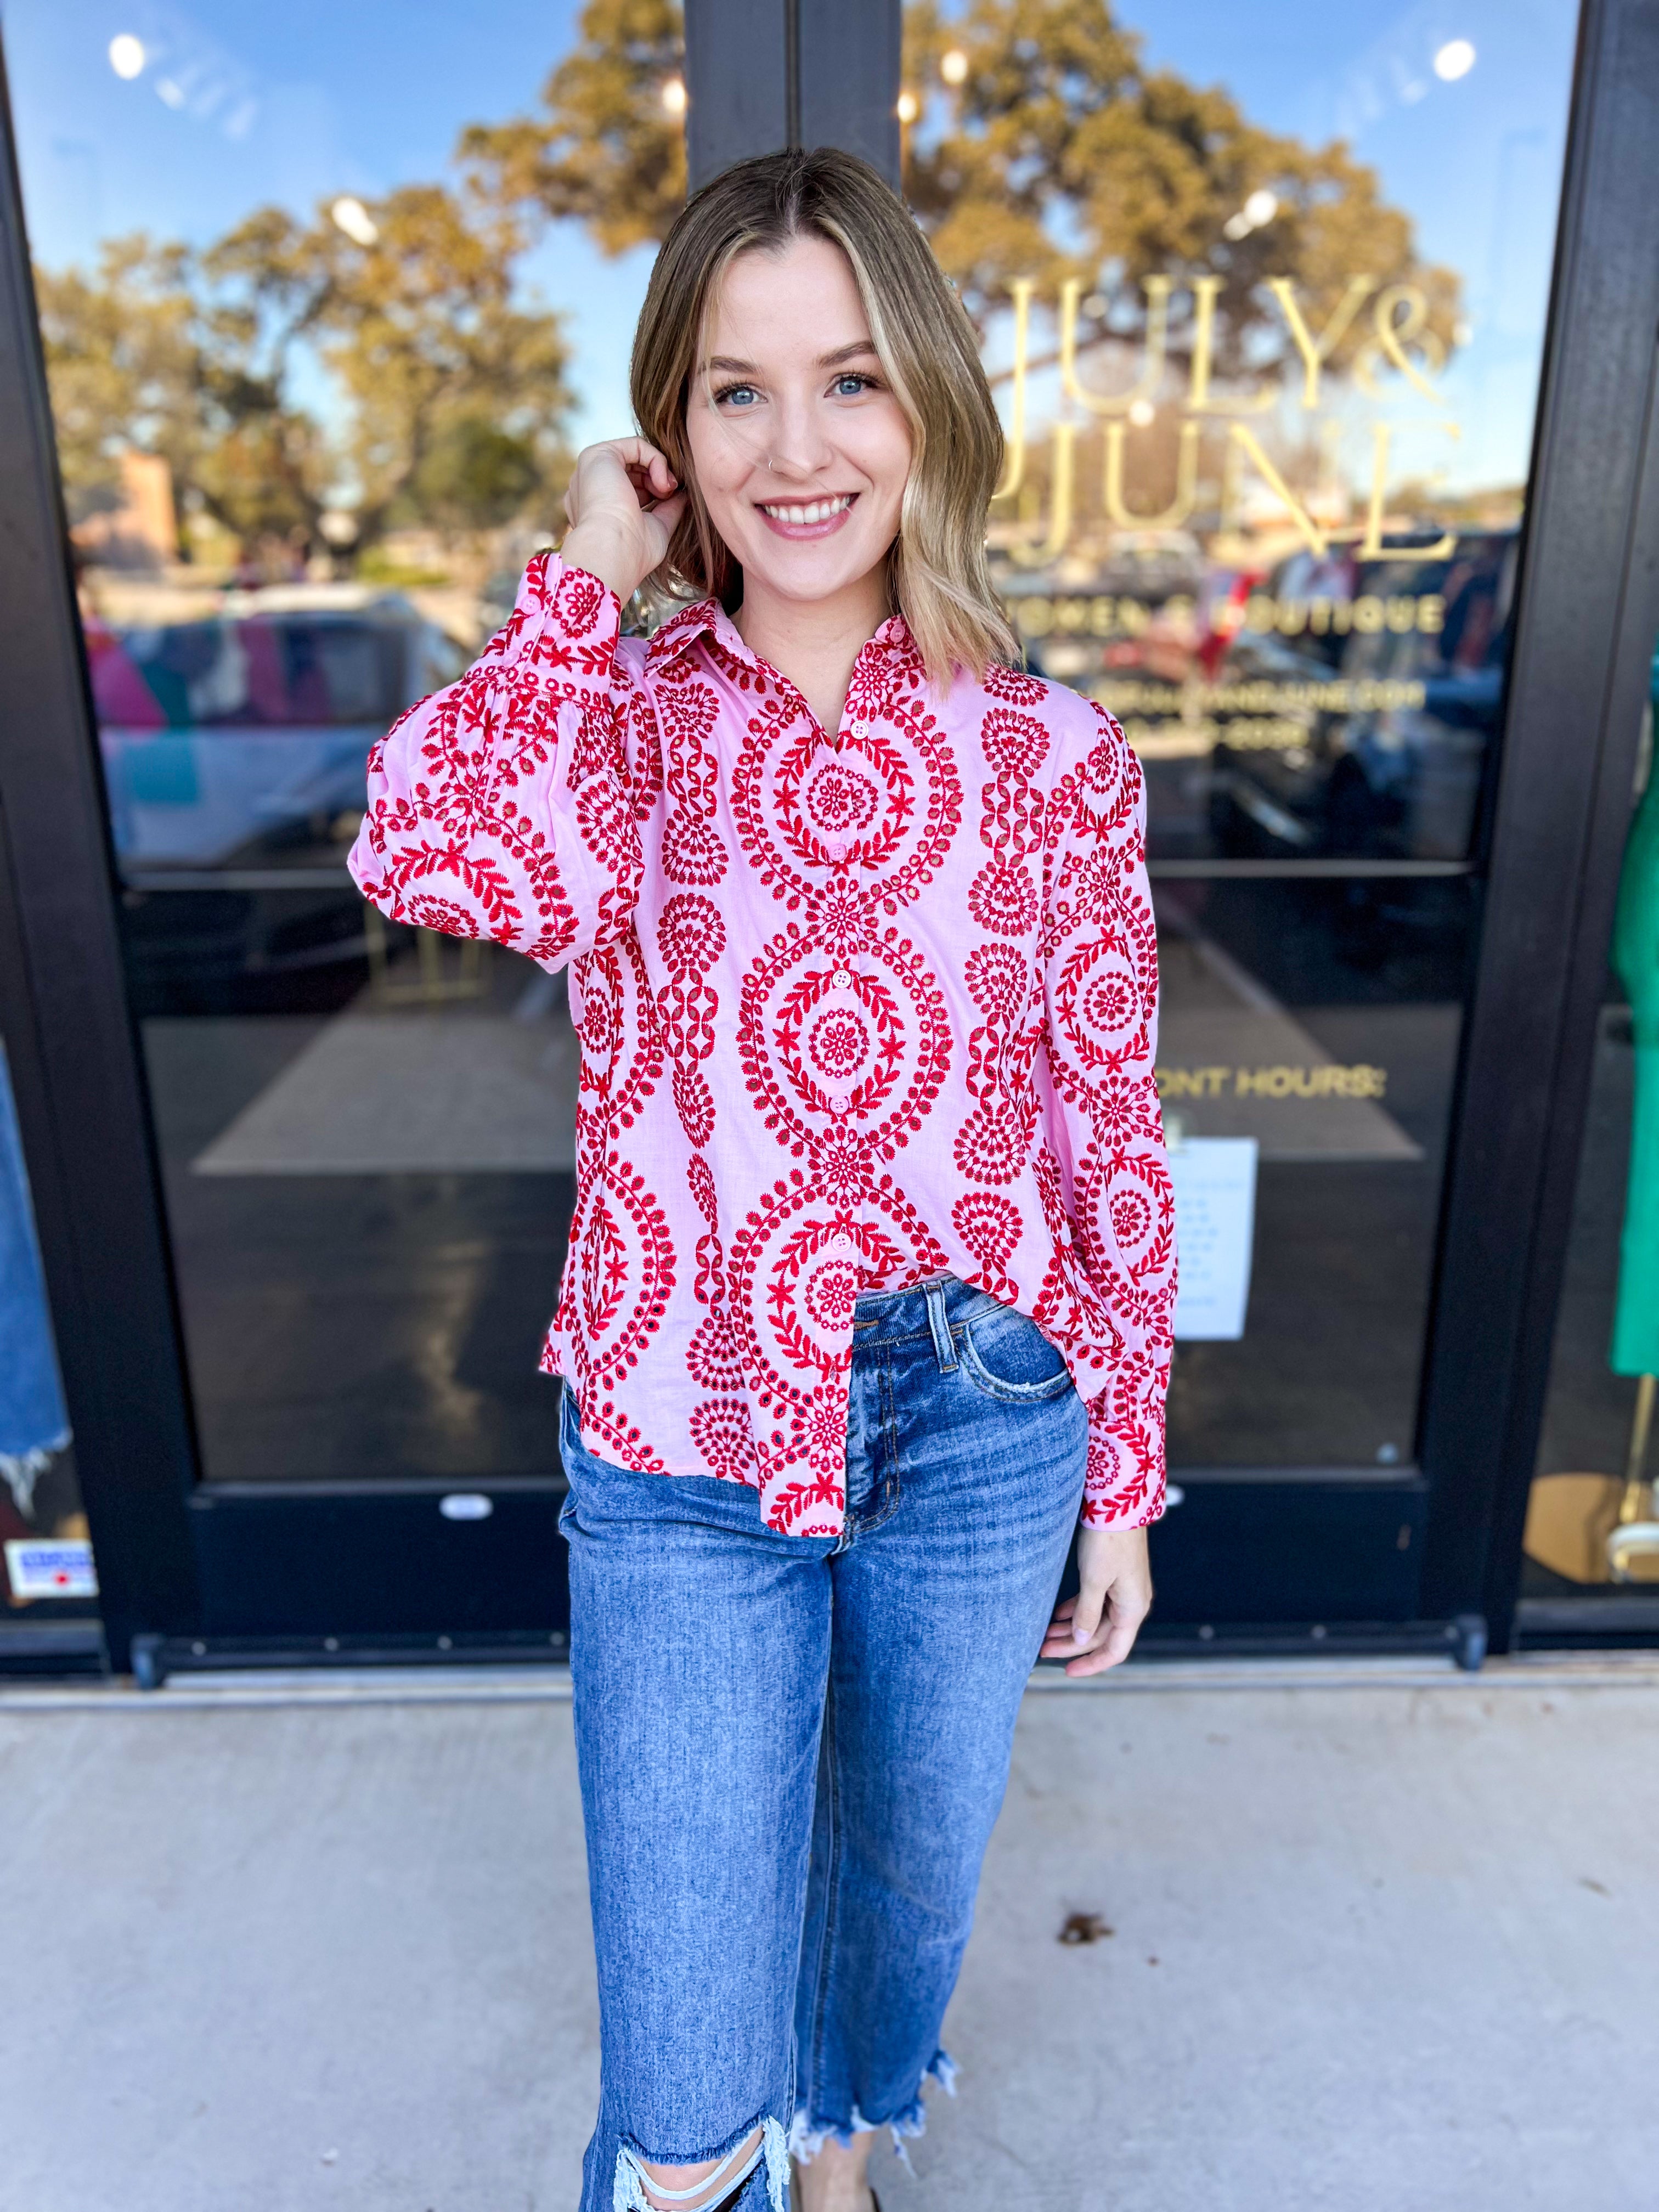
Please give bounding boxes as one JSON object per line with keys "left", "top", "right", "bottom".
{"left": 350, "top": 148, "right": 1174, "bottom": 2212}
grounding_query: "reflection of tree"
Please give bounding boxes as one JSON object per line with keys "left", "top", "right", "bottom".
{"left": 208, "top": 190, "right": 571, "bottom": 546}
{"left": 459, "top": 0, "right": 685, "bottom": 255}
{"left": 904, "top": 0, "right": 1458, "bottom": 374}
{"left": 37, "top": 241, "right": 326, "bottom": 552}
{"left": 473, "top": 0, "right": 1457, "bottom": 390}
{"left": 38, "top": 0, "right": 1463, "bottom": 573}
{"left": 37, "top": 185, "right": 572, "bottom": 569}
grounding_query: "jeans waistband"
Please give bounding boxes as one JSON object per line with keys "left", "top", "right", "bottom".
{"left": 850, "top": 1274, "right": 1003, "bottom": 1342}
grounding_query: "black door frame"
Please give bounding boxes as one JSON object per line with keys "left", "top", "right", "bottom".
{"left": 0, "top": 28, "right": 200, "bottom": 1672}
{"left": 1, "top": 1, "right": 1656, "bottom": 1675}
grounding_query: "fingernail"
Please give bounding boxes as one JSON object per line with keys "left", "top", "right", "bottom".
{"left": 1071, "top": 1623, "right": 1089, "bottom": 1645}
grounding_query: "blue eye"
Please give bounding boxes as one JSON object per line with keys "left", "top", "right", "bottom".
{"left": 715, "top": 383, "right": 760, "bottom": 409}
{"left": 833, "top": 373, "right": 875, "bottom": 397}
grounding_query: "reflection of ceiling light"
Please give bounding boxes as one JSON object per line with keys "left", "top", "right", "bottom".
{"left": 661, "top": 76, "right": 686, "bottom": 117}
{"left": 108, "top": 33, "right": 146, "bottom": 78}
{"left": 1128, "top": 398, "right": 1156, "bottom": 428}
{"left": 1434, "top": 38, "right": 1476, "bottom": 80}
{"left": 940, "top": 48, "right": 969, "bottom": 84}
{"left": 896, "top": 89, "right": 919, "bottom": 123}
{"left": 1222, "top": 212, "right": 1252, "bottom": 241}
{"left": 330, "top": 195, "right": 379, "bottom": 246}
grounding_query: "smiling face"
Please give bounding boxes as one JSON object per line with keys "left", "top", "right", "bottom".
{"left": 684, "top": 232, "right": 914, "bottom": 613}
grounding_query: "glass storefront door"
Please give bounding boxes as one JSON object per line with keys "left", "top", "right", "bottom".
{"left": 900, "top": 0, "right": 1579, "bottom": 1621}
{"left": 5, "top": 0, "right": 685, "bottom": 1639}
{"left": 0, "top": 0, "right": 1627, "bottom": 1656}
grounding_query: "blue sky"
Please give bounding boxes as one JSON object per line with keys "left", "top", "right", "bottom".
{"left": 3, "top": 0, "right": 657, "bottom": 446}
{"left": 1, "top": 0, "right": 1578, "bottom": 484}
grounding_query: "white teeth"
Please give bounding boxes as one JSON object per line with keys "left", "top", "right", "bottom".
{"left": 759, "top": 495, "right": 854, "bottom": 524}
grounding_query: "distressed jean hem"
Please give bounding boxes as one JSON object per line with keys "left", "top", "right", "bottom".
{"left": 613, "top": 2114, "right": 789, "bottom": 2212}
{"left": 788, "top": 2049, "right": 958, "bottom": 2169}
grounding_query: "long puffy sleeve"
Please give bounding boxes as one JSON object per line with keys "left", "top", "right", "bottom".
{"left": 1041, "top": 705, "right": 1177, "bottom": 1528}
{"left": 347, "top": 555, "right": 657, "bottom": 969}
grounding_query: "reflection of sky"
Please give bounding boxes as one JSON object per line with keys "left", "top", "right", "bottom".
{"left": 3, "top": 0, "right": 656, "bottom": 451}
{"left": 3, "top": 0, "right": 1577, "bottom": 492}
{"left": 1126, "top": 0, "right": 1578, "bottom": 492}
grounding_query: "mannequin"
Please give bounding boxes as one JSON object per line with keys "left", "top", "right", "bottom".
{"left": 1607, "top": 650, "right": 1659, "bottom": 1576}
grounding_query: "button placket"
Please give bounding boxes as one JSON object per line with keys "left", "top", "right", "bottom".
{"left": 821, "top": 712, "right": 872, "bottom": 1297}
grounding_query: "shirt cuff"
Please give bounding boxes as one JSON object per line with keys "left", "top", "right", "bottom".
{"left": 495, "top": 550, "right": 623, "bottom": 691}
{"left": 1081, "top": 1387, "right": 1167, "bottom": 1529}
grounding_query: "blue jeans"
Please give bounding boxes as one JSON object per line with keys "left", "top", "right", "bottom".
{"left": 559, "top": 1277, "right": 1088, "bottom": 2211}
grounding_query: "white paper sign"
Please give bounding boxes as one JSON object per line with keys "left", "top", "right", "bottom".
{"left": 4, "top": 1538, "right": 99, "bottom": 1599}
{"left": 1169, "top": 1137, "right": 1258, "bottom": 1341}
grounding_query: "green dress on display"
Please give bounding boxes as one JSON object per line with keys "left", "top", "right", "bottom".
{"left": 1610, "top": 649, "right": 1659, "bottom": 1376}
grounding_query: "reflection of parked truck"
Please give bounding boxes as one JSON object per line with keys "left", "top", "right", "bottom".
{"left": 1206, "top": 531, "right": 1519, "bottom": 863}
{"left": 87, "top": 588, "right": 465, "bottom": 1012}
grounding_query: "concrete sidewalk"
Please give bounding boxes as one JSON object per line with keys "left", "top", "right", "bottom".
{"left": 2, "top": 1658, "right": 1656, "bottom": 2211}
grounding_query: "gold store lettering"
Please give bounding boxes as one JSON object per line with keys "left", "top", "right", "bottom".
{"left": 1103, "top": 417, "right": 1201, "bottom": 529}
{"left": 1239, "top": 592, "right": 1446, "bottom": 637}
{"left": 1096, "top": 677, "right": 1428, "bottom": 718}
{"left": 997, "top": 272, "right": 1461, "bottom": 565}
{"left": 1156, "top": 1065, "right": 1392, "bottom": 1101}
{"left": 1008, "top": 417, "right": 1077, "bottom": 567}
{"left": 1263, "top": 275, "right": 1379, "bottom": 410}
{"left": 1012, "top": 594, "right": 1443, "bottom": 642}
{"left": 994, "top": 276, "right": 1036, "bottom": 501}
{"left": 1060, "top": 274, "right": 1171, "bottom": 415}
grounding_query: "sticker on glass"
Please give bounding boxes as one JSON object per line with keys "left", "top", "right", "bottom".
{"left": 4, "top": 1538, "right": 99, "bottom": 1599}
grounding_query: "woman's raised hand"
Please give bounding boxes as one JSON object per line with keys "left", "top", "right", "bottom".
{"left": 560, "top": 438, "right": 688, "bottom": 607}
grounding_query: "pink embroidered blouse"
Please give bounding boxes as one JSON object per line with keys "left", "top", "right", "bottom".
{"left": 348, "top": 554, "right": 1175, "bottom": 1537}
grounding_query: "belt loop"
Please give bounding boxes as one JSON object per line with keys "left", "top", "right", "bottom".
{"left": 925, "top": 1280, "right": 958, "bottom": 1372}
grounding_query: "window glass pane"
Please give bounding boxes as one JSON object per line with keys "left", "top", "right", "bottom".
{"left": 1526, "top": 658, "right": 1659, "bottom": 1594}
{"left": 8, "top": 0, "right": 684, "bottom": 1482}
{"left": 901, "top": 0, "right": 1578, "bottom": 1465}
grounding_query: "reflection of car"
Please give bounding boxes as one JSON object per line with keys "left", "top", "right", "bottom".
{"left": 87, "top": 588, "right": 466, "bottom": 1012}
{"left": 1205, "top": 531, "right": 1519, "bottom": 865}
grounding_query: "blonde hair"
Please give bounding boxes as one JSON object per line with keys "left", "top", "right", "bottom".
{"left": 630, "top": 147, "right": 1018, "bottom": 687}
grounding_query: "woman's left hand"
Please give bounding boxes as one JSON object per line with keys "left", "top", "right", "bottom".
{"left": 1041, "top": 1525, "right": 1153, "bottom": 1678}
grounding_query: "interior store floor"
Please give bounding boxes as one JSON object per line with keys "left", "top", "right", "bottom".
{"left": 2, "top": 1658, "right": 1654, "bottom": 2211}
{"left": 135, "top": 917, "right": 1469, "bottom": 1483}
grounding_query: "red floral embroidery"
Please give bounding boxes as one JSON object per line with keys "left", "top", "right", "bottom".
{"left": 351, "top": 554, "right": 1175, "bottom": 1533}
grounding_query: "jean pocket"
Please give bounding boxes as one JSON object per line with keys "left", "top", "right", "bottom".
{"left": 957, "top": 1312, "right": 1075, "bottom": 1403}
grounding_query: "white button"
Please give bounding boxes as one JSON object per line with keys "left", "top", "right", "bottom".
{"left": 831, "top": 1233, "right": 854, "bottom": 1254}
{"left": 826, "top": 840, "right": 847, "bottom": 862}
{"left": 830, "top": 1093, "right": 850, "bottom": 1113}
{"left": 832, "top": 969, "right": 853, "bottom": 989}
{"left": 851, "top": 719, "right": 871, "bottom": 739}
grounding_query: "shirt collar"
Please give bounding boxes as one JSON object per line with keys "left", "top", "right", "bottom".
{"left": 645, "top": 596, "right": 920, "bottom": 686}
